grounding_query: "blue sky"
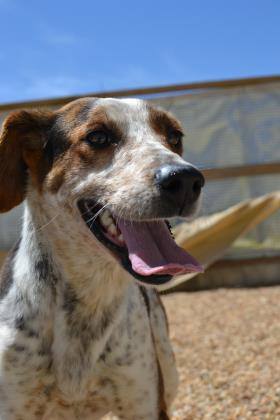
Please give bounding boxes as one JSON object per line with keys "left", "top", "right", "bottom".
{"left": 0, "top": 0, "right": 279, "bottom": 103}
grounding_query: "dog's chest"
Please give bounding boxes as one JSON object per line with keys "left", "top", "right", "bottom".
{"left": 1, "top": 291, "right": 157, "bottom": 419}
{"left": 44, "top": 289, "right": 156, "bottom": 417}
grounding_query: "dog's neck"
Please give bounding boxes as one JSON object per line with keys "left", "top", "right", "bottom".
{"left": 12, "top": 195, "right": 133, "bottom": 398}
{"left": 15, "top": 194, "right": 131, "bottom": 313}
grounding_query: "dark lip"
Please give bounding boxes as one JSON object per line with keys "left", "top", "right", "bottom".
{"left": 77, "top": 199, "right": 172, "bottom": 286}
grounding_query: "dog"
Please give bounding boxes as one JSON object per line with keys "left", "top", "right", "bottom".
{"left": 0, "top": 97, "right": 204, "bottom": 419}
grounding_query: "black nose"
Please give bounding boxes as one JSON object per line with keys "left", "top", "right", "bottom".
{"left": 155, "top": 164, "right": 205, "bottom": 211}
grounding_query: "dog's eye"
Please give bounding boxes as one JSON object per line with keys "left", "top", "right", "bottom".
{"left": 85, "top": 130, "right": 114, "bottom": 148}
{"left": 167, "top": 130, "right": 183, "bottom": 147}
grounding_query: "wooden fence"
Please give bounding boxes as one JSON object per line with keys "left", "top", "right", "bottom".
{"left": 0, "top": 75, "right": 279, "bottom": 288}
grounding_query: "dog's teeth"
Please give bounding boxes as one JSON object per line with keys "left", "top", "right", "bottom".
{"left": 118, "top": 234, "right": 124, "bottom": 242}
{"left": 99, "top": 210, "right": 121, "bottom": 239}
{"left": 108, "top": 224, "right": 117, "bottom": 236}
{"left": 100, "top": 212, "right": 113, "bottom": 227}
{"left": 103, "top": 209, "right": 111, "bottom": 218}
{"left": 103, "top": 212, "right": 111, "bottom": 222}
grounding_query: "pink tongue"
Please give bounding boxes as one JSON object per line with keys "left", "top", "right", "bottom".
{"left": 117, "top": 219, "right": 203, "bottom": 277}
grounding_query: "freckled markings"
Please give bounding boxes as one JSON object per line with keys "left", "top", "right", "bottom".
{"left": 10, "top": 344, "right": 26, "bottom": 352}
{"left": 62, "top": 284, "right": 122, "bottom": 351}
{"left": 34, "top": 255, "right": 57, "bottom": 289}
{"left": 0, "top": 239, "right": 20, "bottom": 300}
{"left": 62, "top": 284, "right": 79, "bottom": 315}
{"left": 15, "top": 315, "right": 39, "bottom": 338}
{"left": 35, "top": 258, "right": 49, "bottom": 282}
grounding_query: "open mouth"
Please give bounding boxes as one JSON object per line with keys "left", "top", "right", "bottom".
{"left": 78, "top": 199, "right": 203, "bottom": 286}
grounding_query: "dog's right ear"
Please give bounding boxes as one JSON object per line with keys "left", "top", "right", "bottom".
{"left": 0, "top": 109, "right": 55, "bottom": 213}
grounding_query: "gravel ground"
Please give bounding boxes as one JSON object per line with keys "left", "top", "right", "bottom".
{"left": 163, "top": 287, "right": 280, "bottom": 419}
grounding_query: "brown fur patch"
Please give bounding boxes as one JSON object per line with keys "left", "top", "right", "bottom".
{"left": 58, "top": 97, "right": 96, "bottom": 128}
{"left": 0, "top": 110, "right": 54, "bottom": 212}
{"left": 46, "top": 103, "right": 125, "bottom": 193}
{"left": 45, "top": 157, "right": 67, "bottom": 193}
{"left": 148, "top": 106, "right": 183, "bottom": 155}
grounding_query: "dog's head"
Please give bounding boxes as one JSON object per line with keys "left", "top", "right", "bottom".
{"left": 0, "top": 98, "right": 204, "bottom": 286}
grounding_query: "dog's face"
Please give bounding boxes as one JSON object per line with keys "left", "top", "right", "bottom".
{"left": 0, "top": 98, "right": 204, "bottom": 286}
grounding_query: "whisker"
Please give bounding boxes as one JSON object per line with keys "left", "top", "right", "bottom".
{"left": 87, "top": 203, "right": 109, "bottom": 229}
{"left": 79, "top": 202, "right": 98, "bottom": 217}
{"left": 36, "top": 213, "right": 60, "bottom": 232}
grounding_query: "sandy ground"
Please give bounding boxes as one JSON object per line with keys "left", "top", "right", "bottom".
{"left": 163, "top": 287, "right": 280, "bottom": 419}
{"left": 104, "top": 286, "right": 280, "bottom": 419}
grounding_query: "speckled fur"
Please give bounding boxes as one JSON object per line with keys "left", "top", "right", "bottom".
{"left": 0, "top": 97, "right": 202, "bottom": 419}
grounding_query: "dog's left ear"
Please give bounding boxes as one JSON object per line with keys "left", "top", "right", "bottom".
{"left": 0, "top": 110, "right": 55, "bottom": 212}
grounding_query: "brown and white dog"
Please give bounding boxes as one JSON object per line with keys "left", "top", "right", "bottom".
{"left": 0, "top": 98, "right": 204, "bottom": 419}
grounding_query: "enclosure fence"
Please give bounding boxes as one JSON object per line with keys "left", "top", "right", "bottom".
{"left": 0, "top": 75, "right": 279, "bottom": 271}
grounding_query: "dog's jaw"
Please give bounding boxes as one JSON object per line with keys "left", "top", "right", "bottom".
{"left": 25, "top": 188, "right": 131, "bottom": 306}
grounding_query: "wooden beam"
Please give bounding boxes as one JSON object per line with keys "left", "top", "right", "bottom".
{"left": 212, "top": 255, "right": 280, "bottom": 268}
{"left": 0, "top": 75, "right": 279, "bottom": 112}
{"left": 202, "top": 162, "right": 280, "bottom": 181}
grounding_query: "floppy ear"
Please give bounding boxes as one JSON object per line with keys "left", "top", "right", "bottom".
{"left": 0, "top": 110, "right": 55, "bottom": 212}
